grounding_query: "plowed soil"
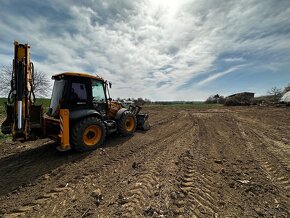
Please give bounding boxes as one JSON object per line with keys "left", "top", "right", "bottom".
{"left": 0, "top": 106, "right": 290, "bottom": 217}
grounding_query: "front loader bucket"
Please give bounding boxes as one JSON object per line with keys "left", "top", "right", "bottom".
{"left": 128, "top": 105, "right": 150, "bottom": 131}
{"left": 136, "top": 114, "right": 150, "bottom": 131}
{"left": 1, "top": 103, "right": 13, "bottom": 135}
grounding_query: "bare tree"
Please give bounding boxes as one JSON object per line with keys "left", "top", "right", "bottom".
{"left": 31, "top": 69, "right": 51, "bottom": 97}
{"left": 268, "top": 86, "right": 283, "bottom": 102}
{"left": 0, "top": 65, "right": 12, "bottom": 97}
{"left": 205, "top": 94, "right": 222, "bottom": 104}
{"left": 268, "top": 86, "right": 282, "bottom": 96}
{"left": 0, "top": 64, "right": 51, "bottom": 98}
{"left": 218, "top": 96, "right": 226, "bottom": 104}
{"left": 205, "top": 95, "right": 215, "bottom": 104}
{"left": 134, "top": 97, "right": 145, "bottom": 105}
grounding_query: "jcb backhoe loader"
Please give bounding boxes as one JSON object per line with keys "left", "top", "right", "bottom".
{"left": 1, "top": 41, "right": 150, "bottom": 151}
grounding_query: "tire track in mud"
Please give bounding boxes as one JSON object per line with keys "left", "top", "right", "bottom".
{"left": 251, "top": 129, "right": 290, "bottom": 171}
{"left": 150, "top": 111, "right": 185, "bottom": 128}
{"left": 120, "top": 171, "right": 159, "bottom": 217}
{"left": 172, "top": 115, "right": 219, "bottom": 217}
{"left": 119, "top": 112, "right": 196, "bottom": 217}
{"left": 0, "top": 139, "right": 53, "bottom": 160}
{"left": 237, "top": 116, "right": 290, "bottom": 146}
{"left": 99, "top": 126, "right": 184, "bottom": 173}
{"left": 177, "top": 157, "right": 219, "bottom": 217}
{"left": 2, "top": 185, "right": 73, "bottom": 218}
{"left": 238, "top": 124, "right": 290, "bottom": 196}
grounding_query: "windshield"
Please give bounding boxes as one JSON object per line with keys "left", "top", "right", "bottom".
{"left": 49, "top": 79, "right": 65, "bottom": 116}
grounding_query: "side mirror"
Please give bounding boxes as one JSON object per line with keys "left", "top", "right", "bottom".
{"left": 109, "top": 82, "right": 112, "bottom": 88}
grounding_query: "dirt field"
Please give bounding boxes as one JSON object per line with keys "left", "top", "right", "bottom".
{"left": 0, "top": 106, "right": 289, "bottom": 217}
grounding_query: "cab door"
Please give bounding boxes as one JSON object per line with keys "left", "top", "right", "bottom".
{"left": 68, "top": 80, "right": 89, "bottom": 107}
{"left": 91, "top": 79, "right": 107, "bottom": 116}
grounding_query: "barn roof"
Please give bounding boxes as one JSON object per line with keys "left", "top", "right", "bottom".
{"left": 227, "top": 92, "right": 255, "bottom": 98}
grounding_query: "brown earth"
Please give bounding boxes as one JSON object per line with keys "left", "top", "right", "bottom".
{"left": 0, "top": 106, "right": 289, "bottom": 217}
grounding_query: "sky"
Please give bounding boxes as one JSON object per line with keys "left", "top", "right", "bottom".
{"left": 0, "top": 0, "right": 290, "bottom": 101}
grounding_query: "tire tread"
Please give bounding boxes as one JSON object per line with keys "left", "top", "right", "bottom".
{"left": 71, "top": 117, "right": 106, "bottom": 152}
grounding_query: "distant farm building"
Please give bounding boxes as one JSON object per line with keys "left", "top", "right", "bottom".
{"left": 225, "top": 92, "right": 255, "bottom": 106}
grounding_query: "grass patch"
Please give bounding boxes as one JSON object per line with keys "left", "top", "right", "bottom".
{"left": 144, "top": 103, "right": 223, "bottom": 110}
{"left": 0, "top": 132, "right": 11, "bottom": 142}
{"left": 34, "top": 98, "right": 51, "bottom": 108}
{"left": 0, "top": 97, "right": 51, "bottom": 117}
{"left": 0, "top": 98, "right": 7, "bottom": 116}
{"left": 0, "top": 97, "right": 50, "bottom": 105}
{"left": 0, "top": 98, "right": 50, "bottom": 106}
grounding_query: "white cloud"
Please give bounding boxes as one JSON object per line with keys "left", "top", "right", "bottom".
{"left": 224, "top": 57, "right": 244, "bottom": 62}
{"left": 197, "top": 65, "right": 246, "bottom": 86}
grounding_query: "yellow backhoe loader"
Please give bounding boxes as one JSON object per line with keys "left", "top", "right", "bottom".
{"left": 1, "top": 41, "right": 150, "bottom": 151}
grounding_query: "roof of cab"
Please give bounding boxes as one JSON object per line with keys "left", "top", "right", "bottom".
{"left": 52, "top": 72, "right": 104, "bottom": 81}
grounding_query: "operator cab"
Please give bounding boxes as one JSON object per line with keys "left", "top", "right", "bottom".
{"left": 48, "top": 72, "right": 108, "bottom": 118}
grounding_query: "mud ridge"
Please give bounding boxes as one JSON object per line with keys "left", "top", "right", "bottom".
{"left": 240, "top": 126, "right": 290, "bottom": 196}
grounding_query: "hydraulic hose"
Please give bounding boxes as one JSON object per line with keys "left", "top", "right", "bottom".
{"left": 29, "top": 62, "right": 36, "bottom": 104}
{"left": 8, "top": 90, "right": 14, "bottom": 104}
{"left": 106, "top": 81, "right": 112, "bottom": 108}
{"left": 8, "top": 79, "right": 15, "bottom": 104}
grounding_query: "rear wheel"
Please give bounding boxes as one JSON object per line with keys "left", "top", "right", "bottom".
{"left": 117, "top": 111, "right": 137, "bottom": 136}
{"left": 71, "top": 117, "right": 106, "bottom": 151}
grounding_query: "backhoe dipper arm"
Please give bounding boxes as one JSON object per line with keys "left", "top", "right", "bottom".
{"left": 15, "top": 46, "right": 25, "bottom": 129}
{"left": 12, "top": 41, "right": 33, "bottom": 140}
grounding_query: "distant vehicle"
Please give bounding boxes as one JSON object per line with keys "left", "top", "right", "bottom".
{"left": 122, "top": 101, "right": 135, "bottom": 107}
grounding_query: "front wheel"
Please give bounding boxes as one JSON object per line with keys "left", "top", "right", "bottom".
{"left": 71, "top": 117, "right": 106, "bottom": 152}
{"left": 117, "top": 111, "right": 137, "bottom": 136}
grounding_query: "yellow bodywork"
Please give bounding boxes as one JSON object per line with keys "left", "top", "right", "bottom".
{"left": 44, "top": 109, "right": 70, "bottom": 151}
{"left": 58, "top": 109, "right": 70, "bottom": 151}
{"left": 16, "top": 45, "right": 26, "bottom": 59}
{"left": 107, "top": 101, "right": 124, "bottom": 119}
{"left": 52, "top": 72, "right": 104, "bottom": 81}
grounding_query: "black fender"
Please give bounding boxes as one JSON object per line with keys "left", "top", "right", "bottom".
{"left": 69, "top": 109, "right": 103, "bottom": 121}
{"left": 115, "top": 108, "right": 128, "bottom": 120}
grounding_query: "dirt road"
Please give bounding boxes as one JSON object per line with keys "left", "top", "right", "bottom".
{"left": 0, "top": 106, "right": 289, "bottom": 217}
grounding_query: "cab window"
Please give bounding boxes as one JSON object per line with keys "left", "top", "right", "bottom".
{"left": 69, "top": 82, "right": 88, "bottom": 105}
{"left": 92, "top": 80, "right": 105, "bottom": 103}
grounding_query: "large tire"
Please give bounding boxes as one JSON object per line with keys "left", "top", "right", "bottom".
{"left": 117, "top": 111, "right": 137, "bottom": 136}
{"left": 71, "top": 117, "right": 106, "bottom": 152}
